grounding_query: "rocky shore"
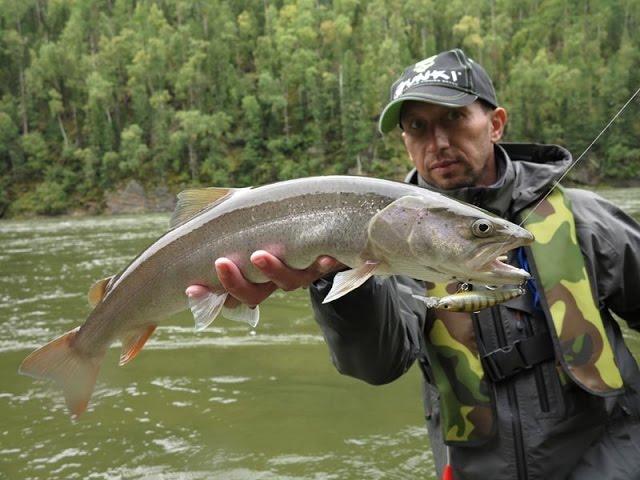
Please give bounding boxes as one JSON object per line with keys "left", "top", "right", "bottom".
{"left": 104, "top": 180, "right": 176, "bottom": 215}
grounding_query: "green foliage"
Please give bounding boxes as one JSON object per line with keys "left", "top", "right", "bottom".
{"left": 0, "top": 0, "right": 638, "bottom": 216}
{"left": 10, "top": 181, "right": 69, "bottom": 216}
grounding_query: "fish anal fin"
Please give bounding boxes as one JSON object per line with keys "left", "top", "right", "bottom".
{"left": 88, "top": 276, "right": 115, "bottom": 308}
{"left": 169, "top": 187, "right": 250, "bottom": 229}
{"left": 119, "top": 324, "right": 157, "bottom": 366}
{"left": 323, "top": 261, "right": 380, "bottom": 304}
{"left": 18, "top": 327, "right": 104, "bottom": 419}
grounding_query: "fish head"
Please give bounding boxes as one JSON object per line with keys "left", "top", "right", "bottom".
{"left": 408, "top": 196, "right": 534, "bottom": 285}
{"left": 368, "top": 194, "right": 534, "bottom": 285}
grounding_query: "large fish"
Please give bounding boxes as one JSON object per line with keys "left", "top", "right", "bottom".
{"left": 19, "top": 175, "right": 534, "bottom": 417}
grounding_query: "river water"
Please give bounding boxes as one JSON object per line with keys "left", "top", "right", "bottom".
{"left": 1, "top": 187, "right": 639, "bottom": 480}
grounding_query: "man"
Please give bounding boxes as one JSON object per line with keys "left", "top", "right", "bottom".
{"left": 188, "top": 49, "right": 640, "bottom": 479}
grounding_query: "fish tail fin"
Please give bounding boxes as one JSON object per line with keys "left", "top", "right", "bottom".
{"left": 19, "top": 327, "right": 104, "bottom": 419}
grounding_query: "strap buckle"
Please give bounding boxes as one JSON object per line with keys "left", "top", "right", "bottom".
{"left": 481, "top": 340, "right": 531, "bottom": 382}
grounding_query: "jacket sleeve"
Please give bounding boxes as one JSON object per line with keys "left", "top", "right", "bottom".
{"left": 569, "top": 188, "right": 640, "bottom": 331}
{"left": 308, "top": 274, "right": 427, "bottom": 385}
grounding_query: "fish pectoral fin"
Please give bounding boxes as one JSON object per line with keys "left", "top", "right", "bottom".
{"left": 322, "top": 261, "right": 380, "bottom": 304}
{"left": 88, "top": 275, "right": 115, "bottom": 308}
{"left": 18, "top": 327, "right": 105, "bottom": 419}
{"left": 169, "top": 187, "right": 250, "bottom": 229}
{"left": 119, "top": 325, "right": 157, "bottom": 366}
{"left": 188, "top": 290, "right": 228, "bottom": 331}
{"left": 411, "top": 294, "right": 441, "bottom": 309}
{"left": 222, "top": 304, "right": 260, "bottom": 328}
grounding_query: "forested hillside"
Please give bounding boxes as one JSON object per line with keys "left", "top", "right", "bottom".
{"left": 1, "top": 0, "right": 639, "bottom": 216}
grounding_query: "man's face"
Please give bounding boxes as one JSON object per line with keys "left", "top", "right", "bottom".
{"left": 400, "top": 101, "right": 507, "bottom": 190}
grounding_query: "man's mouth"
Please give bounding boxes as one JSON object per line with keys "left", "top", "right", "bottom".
{"left": 430, "top": 159, "right": 458, "bottom": 171}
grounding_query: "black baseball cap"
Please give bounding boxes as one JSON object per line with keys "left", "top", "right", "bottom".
{"left": 378, "top": 48, "right": 498, "bottom": 133}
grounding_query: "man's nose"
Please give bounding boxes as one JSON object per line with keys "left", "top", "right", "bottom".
{"left": 425, "top": 125, "right": 450, "bottom": 152}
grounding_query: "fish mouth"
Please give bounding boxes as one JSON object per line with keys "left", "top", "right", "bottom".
{"left": 468, "top": 228, "right": 535, "bottom": 284}
{"left": 481, "top": 255, "right": 530, "bottom": 280}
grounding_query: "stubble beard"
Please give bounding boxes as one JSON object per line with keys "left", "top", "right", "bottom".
{"left": 426, "top": 155, "right": 481, "bottom": 190}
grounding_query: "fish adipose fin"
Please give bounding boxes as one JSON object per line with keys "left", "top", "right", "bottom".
{"left": 88, "top": 275, "right": 115, "bottom": 307}
{"left": 223, "top": 304, "right": 260, "bottom": 328}
{"left": 18, "top": 327, "right": 105, "bottom": 419}
{"left": 170, "top": 187, "right": 250, "bottom": 229}
{"left": 119, "top": 325, "right": 157, "bottom": 366}
{"left": 323, "top": 261, "right": 380, "bottom": 304}
{"left": 188, "top": 290, "right": 228, "bottom": 331}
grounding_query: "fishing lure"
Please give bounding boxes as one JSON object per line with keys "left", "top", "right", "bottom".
{"left": 413, "top": 285, "right": 525, "bottom": 313}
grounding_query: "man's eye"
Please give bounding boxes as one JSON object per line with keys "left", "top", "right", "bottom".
{"left": 409, "top": 119, "right": 425, "bottom": 130}
{"left": 446, "top": 110, "right": 462, "bottom": 121}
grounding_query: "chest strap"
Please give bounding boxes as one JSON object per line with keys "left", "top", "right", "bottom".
{"left": 481, "top": 333, "right": 555, "bottom": 383}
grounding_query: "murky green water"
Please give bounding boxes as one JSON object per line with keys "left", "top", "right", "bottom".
{"left": 1, "top": 187, "right": 639, "bottom": 480}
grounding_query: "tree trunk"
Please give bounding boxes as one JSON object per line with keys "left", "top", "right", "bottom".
{"left": 19, "top": 68, "right": 28, "bottom": 135}
{"left": 72, "top": 104, "right": 81, "bottom": 146}
{"left": 283, "top": 83, "right": 290, "bottom": 139}
{"left": 338, "top": 62, "right": 344, "bottom": 141}
{"left": 16, "top": 20, "right": 29, "bottom": 135}
{"left": 57, "top": 115, "right": 69, "bottom": 147}
{"left": 188, "top": 141, "right": 198, "bottom": 181}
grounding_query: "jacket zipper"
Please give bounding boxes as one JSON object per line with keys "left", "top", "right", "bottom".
{"left": 492, "top": 306, "right": 528, "bottom": 480}
{"left": 518, "top": 310, "right": 550, "bottom": 413}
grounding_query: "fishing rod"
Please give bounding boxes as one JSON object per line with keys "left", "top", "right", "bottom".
{"left": 459, "top": 86, "right": 640, "bottom": 293}
{"left": 440, "top": 88, "right": 640, "bottom": 480}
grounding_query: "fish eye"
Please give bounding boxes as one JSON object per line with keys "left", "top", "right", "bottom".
{"left": 472, "top": 219, "right": 494, "bottom": 237}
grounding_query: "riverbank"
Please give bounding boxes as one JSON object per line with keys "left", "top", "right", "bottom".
{"left": 3, "top": 178, "right": 640, "bottom": 220}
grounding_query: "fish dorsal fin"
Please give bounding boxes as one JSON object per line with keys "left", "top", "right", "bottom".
{"left": 169, "top": 187, "right": 249, "bottom": 229}
{"left": 88, "top": 275, "right": 115, "bottom": 308}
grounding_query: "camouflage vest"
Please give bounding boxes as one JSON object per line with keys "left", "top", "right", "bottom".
{"left": 422, "top": 187, "right": 624, "bottom": 446}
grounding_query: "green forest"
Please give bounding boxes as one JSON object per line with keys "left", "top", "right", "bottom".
{"left": 1, "top": 0, "right": 639, "bottom": 216}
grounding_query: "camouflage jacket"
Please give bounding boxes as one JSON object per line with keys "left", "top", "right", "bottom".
{"left": 309, "top": 143, "right": 640, "bottom": 480}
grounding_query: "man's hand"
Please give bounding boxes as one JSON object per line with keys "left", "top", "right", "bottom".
{"left": 185, "top": 250, "right": 344, "bottom": 307}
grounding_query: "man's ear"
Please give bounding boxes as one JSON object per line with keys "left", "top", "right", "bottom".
{"left": 489, "top": 107, "right": 508, "bottom": 143}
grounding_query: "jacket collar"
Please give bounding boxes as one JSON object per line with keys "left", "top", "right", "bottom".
{"left": 405, "top": 143, "right": 572, "bottom": 219}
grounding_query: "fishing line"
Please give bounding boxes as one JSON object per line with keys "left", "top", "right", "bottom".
{"left": 478, "top": 85, "right": 640, "bottom": 277}
{"left": 518, "top": 85, "right": 640, "bottom": 227}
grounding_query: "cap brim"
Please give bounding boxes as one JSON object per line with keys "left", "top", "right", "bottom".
{"left": 378, "top": 85, "right": 478, "bottom": 134}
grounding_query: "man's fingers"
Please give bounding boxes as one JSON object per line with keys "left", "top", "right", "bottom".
{"left": 250, "top": 251, "right": 343, "bottom": 290}
{"left": 215, "top": 257, "right": 278, "bottom": 306}
{"left": 249, "top": 251, "right": 299, "bottom": 291}
{"left": 312, "top": 256, "right": 345, "bottom": 277}
{"left": 185, "top": 282, "right": 241, "bottom": 308}
{"left": 185, "top": 285, "right": 210, "bottom": 299}
{"left": 185, "top": 253, "right": 345, "bottom": 309}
